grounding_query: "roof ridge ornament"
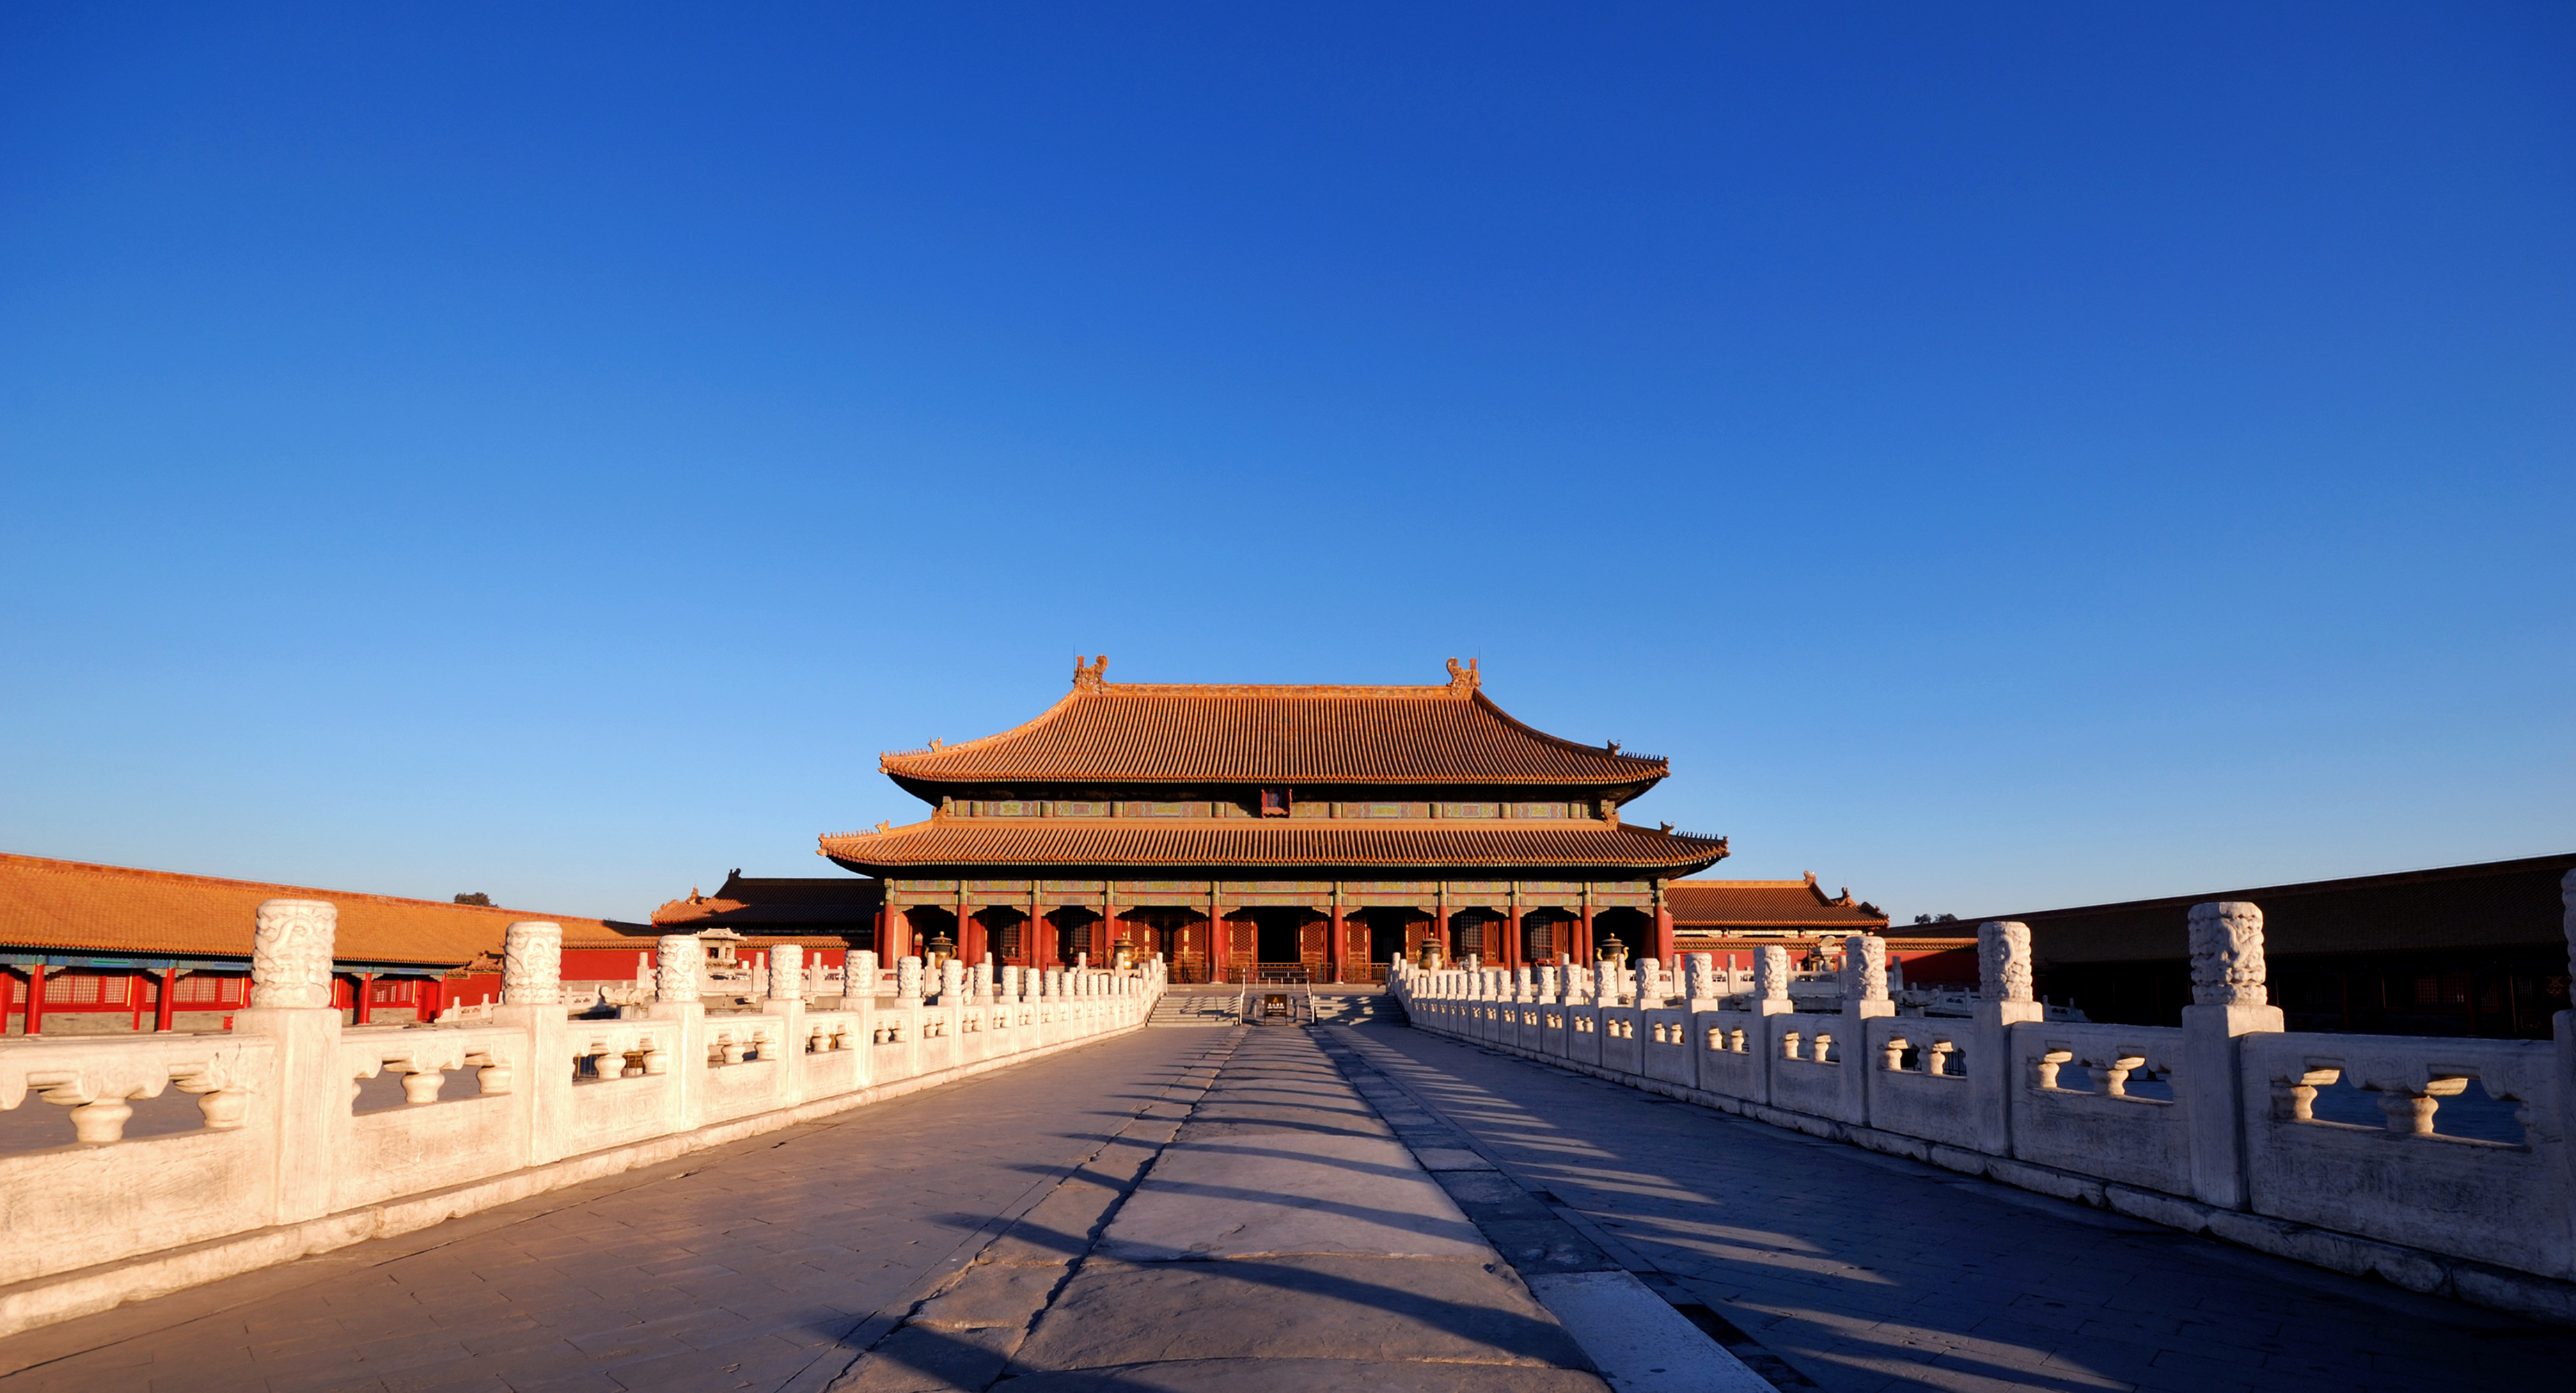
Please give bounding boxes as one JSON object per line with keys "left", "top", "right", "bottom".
{"left": 1445, "top": 656, "right": 1479, "bottom": 693}
{"left": 1074, "top": 654, "right": 1109, "bottom": 693}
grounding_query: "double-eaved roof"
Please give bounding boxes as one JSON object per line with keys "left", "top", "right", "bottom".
{"left": 877, "top": 658, "right": 1669, "bottom": 798}
{"left": 819, "top": 817, "right": 1728, "bottom": 872}
{"left": 828, "top": 659, "right": 1728, "bottom": 877}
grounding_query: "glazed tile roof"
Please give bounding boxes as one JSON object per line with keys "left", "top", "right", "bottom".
{"left": 819, "top": 816, "right": 1728, "bottom": 873}
{"left": 879, "top": 660, "right": 1669, "bottom": 789}
{"left": 652, "top": 872, "right": 883, "bottom": 929}
{"left": 1667, "top": 876, "right": 1888, "bottom": 929}
{"left": 0, "top": 853, "right": 631, "bottom": 966}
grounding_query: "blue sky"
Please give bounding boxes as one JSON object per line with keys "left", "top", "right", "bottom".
{"left": 3, "top": 4, "right": 2569, "bottom": 924}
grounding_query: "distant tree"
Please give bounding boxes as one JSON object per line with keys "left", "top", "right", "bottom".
{"left": 454, "top": 892, "right": 493, "bottom": 906}
{"left": 1913, "top": 912, "right": 1961, "bottom": 925}
{"left": 1914, "top": 913, "right": 1931, "bottom": 924}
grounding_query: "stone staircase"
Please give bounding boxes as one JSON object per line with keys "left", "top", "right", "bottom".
{"left": 1147, "top": 993, "right": 1244, "bottom": 1028}
{"left": 1147, "top": 990, "right": 1408, "bottom": 1028}
{"left": 1312, "top": 993, "right": 1406, "bottom": 1025}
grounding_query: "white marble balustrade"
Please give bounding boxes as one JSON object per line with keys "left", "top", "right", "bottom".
{"left": 1392, "top": 883, "right": 2576, "bottom": 1325}
{"left": 0, "top": 906, "right": 1166, "bottom": 1339}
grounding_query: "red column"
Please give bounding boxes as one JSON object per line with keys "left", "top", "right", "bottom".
{"left": 355, "top": 972, "right": 375, "bottom": 1025}
{"left": 26, "top": 963, "right": 45, "bottom": 1035}
{"left": 155, "top": 968, "right": 178, "bottom": 1032}
{"left": 1435, "top": 906, "right": 1452, "bottom": 963}
{"left": 1503, "top": 908, "right": 1523, "bottom": 970}
{"left": 1654, "top": 906, "right": 1676, "bottom": 965}
{"left": 1328, "top": 906, "right": 1346, "bottom": 984}
{"left": 1578, "top": 906, "right": 1595, "bottom": 964}
{"left": 961, "top": 908, "right": 988, "bottom": 965}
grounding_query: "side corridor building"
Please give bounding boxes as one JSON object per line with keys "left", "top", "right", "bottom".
{"left": 819, "top": 658, "right": 1733, "bottom": 982}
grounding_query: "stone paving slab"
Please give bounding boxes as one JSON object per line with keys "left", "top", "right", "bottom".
{"left": 997, "top": 1356, "right": 1610, "bottom": 1392}
{"left": 1337, "top": 1021, "right": 2576, "bottom": 1393}
{"left": 1016, "top": 1255, "right": 1585, "bottom": 1369}
{"left": 831, "top": 1028, "right": 1618, "bottom": 1393}
{"left": 1094, "top": 1133, "right": 1489, "bottom": 1261}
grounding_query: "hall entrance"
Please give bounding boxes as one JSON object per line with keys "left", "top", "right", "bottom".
{"left": 1251, "top": 908, "right": 1307, "bottom": 977}
{"left": 1363, "top": 908, "right": 1413, "bottom": 966}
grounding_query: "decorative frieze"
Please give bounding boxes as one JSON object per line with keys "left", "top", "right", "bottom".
{"left": 1842, "top": 935, "right": 1888, "bottom": 1002}
{"left": 250, "top": 899, "right": 336, "bottom": 1009}
{"left": 502, "top": 922, "right": 564, "bottom": 1005}
{"left": 1977, "top": 921, "right": 2034, "bottom": 1003}
{"left": 655, "top": 936, "right": 703, "bottom": 1004}
{"left": 2188, "top": 902, "right": 2268, "bottom": 1007}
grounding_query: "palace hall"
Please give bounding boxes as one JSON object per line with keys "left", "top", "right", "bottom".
{"left": 819, "top": 657, "right": 1734, "bottom": 983}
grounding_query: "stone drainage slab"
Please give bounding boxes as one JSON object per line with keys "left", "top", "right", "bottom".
{"left": 830, "top": 1027, "right": 1619, "bottom": 1393}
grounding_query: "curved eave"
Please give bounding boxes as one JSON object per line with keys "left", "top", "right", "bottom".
{"left": 876, "top": 686, "right": 1670, "bottom": 792}
{"left": 817, "top": 817, "right": 1729, "bottom": 876}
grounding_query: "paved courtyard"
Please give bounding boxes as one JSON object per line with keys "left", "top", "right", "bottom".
{"left": 1, "top": 1017, "right": 2570, "bottom": 1392}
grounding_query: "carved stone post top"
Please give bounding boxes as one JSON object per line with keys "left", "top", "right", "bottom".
{"left": 1754, "top": 945, "right": 1791, "bottom": 1001}
{"left": 654, "top": 934, "right": 704, "bottom": 1004}
{"left": 2561, "top": 868, "right": 2575, "bottom": 977}
{"left": 2188, "top": 901, "right": 2267, "bottom": 1007}
{"left": 503, "top": 921, "right": 565, "bottom": 1005}
{"left": 1977, "top": 920, "right": 2033, "bottom": 1003}
{"left": 769, "top": 943, "right": 804, "bottom": 1000}
{"left": 1842, "top": 935, "right": 1889, "bottom": 1002}
{"left": 251, "top": 899, "right": 338, "bottom": 1009}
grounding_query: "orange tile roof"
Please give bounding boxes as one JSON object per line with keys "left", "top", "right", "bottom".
{"left": 819, "top": 815, "right": 1728, "bottom": 873}
{"left": 879, "top": 658, "right": 1670, "bottom": 791}
{"left": 1667, "top": 876, "right": 1888, "bottom": 929}
{"left": 651, "top": 872, "right": 883, "bottom": 929}
{"left": 0, "top": 853, "right": 631, "bottom": 966}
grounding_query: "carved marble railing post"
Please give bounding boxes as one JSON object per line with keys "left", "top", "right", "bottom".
{"left": 1754, "top": 947, "right": 1793, "bottom": 1016}
{"left": 2557, "top": 869, "right": 2576, "bottom": 1256}
{"left": 230, "top": 899, "right": 343, "bottom": 1225}
{"left": 1839, "top": 934, "right": 1894, "bottom": 1124}
{"left": 765, "top": 944, "right": 808, "bottom": 1099}
{"left": 1637, "top": 959, "right": 1667, "bottom": 1011}
{"left": 2181, "top": 901, "right": 2282, "bottom": 1210}
{"left": 1683, "top": 951, "right": 1719, "bottom": 1009}
{"left": 493, "top": 921, "right": 571, "bottom": 1165}
{"left": 649, "top": 934, "right": 708, "bottom": 1135}
{"left": 1972, "top": 921, "right": 2043, "bottom": 1156}
{"left": 502, "top": 922, "right": 563, "bottom": 1005}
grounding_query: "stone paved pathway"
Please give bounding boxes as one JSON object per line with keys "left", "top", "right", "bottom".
{"left": 832, "top": 1024, "right": 1622, "bottom": 1392}
{"left": 1335, "top": 1021, "right": 2576, "bottom": 1393}
{"left": 0, "top": 1032, "right": 1221, "bottom": 1393}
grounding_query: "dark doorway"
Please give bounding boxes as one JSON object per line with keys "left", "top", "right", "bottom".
{"left": 1053, "top": 910, "right": 1100, "bottom": 965}
{"left": 1365, "top": 908, "right": 1411, "bottom": 963}
{"left": 1252, "top": 908, "right": 1304, "bottom": 964}
{"left": 1523, "top": 912, "right": 1561, "bottom": 961}
{"left": 1593, "top": 906, "right": 1651, "bottom": 962}
{"left": 897, "top": 906, "right": 956, "bottom": 961}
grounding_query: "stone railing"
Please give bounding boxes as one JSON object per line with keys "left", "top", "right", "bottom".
{"left": 1392, "top": 878, "right": 2576, "bottom": 1325}
{"left": 0, "top": 905, "right": 1163, "bottom": 1337}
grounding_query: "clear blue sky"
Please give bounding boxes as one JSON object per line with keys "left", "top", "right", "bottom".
{"left": 3, "top": 5, "right": 2569, "bottom": 925}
